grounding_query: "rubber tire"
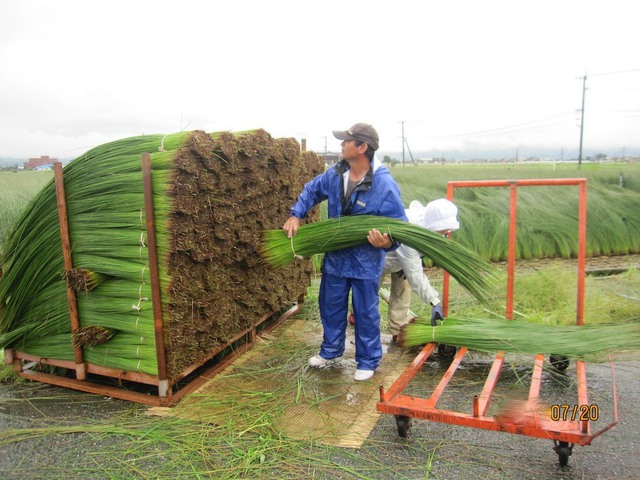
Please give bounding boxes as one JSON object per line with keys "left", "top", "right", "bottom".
{"left": 396, "top": 415, "right": 412, "bottom": 438}
{"left": 557, "top": 441, "right": 571, "bottom": 467}
{"left": 550, "top": 354, "right": 570, "bottom": 371}
{"left": 438, "top": 344, "right": 457, "bottom": 359}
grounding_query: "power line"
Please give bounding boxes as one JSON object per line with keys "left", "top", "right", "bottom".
{"left": 417, "top": 112, "right": 575, "bottom": 140}
{"left": 586, "top": 68, "right": 640, "bottom": 77}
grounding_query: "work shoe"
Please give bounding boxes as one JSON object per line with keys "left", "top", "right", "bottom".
{"left": 354, "top": 369, "right": 374, "bottom": 381}
{"left": 308, "top": 354, "right": 341, "bottom": 367}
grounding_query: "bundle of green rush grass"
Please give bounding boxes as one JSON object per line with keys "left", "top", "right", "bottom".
{"left": 260, "top": 215, "right": 500, "bottom": 302}
{"left": 401, "top": 316, "right": 640, "bottom": 360}
{"left": 0, "top": 129, "right": 323, "bottom": 378}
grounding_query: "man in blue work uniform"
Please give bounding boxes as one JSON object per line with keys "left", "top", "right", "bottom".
{"left": 283, "top": 123, "right": 407, "bottom": 381}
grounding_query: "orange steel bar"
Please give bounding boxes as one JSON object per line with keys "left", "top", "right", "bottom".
{"left": 13, "top": 349, "right": 162, "bottom": 385}
{"left": 443, "top": 183, "right": 455, "bottom": 315}
{"left": 447, "top": 178, "right": 588, "bottom": 323}
{"left": 575, "top": 181, "right": 589, "bottom": 433}
{"left": 378, "top": 395, "right": 588, "bottom": 444}
{"left": 529, "top": 354, "right": 545, "bottom": 401}
{"left": 476, "top": 351, "right": 506, "bottom": 416}
{"left": 13, "top": 351, "right": 78, "bottom": 371}
{"left": 424, "top": 347, "right": 468, "bottom": 408}
{"left": 576, "top": 180, "right": 587, "bottom": 325}
{"left": 447, "top": 178, "right": 586, "bottom": 188}
{"left": 141, "top": 153, "right": 169, "bottom": 395}
{"left": 585, "top": 356, "right": 619, "bottom": 445}
{"left": 54, "top": 161, "right": 86, "bottom": 380}
{"left": 18, "top": 369, "right": 167, "bottom": 406}
{"left": 379, "top": 343, "right": 437, "bottom": 402}
{"left": 576, "top": 360, "right": 590, "bottom": 434}
{"left": 506, "top": 183, "right": 518, "bottom": 319}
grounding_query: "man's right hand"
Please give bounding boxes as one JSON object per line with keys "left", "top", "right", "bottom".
{"left": 283, "top": 216, "right": 300, "bottom": 238}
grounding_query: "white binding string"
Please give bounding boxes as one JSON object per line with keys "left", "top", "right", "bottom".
{"left": 290, "top": 236, "right": 304, "bottom": 260}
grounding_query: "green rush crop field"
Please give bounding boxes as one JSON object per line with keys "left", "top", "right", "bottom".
{"left": 390, "top": 162, "right": 640, "bottom": 261}
{"left": 0, "top": 171, "right": 53, "bottom": 255}
{"left": 1, "top": 162, "right": 639, "bottom": 262}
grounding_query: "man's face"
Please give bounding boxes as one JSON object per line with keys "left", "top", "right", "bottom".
{"left": 341, "top": 139, "right": 366, "bottom": 161}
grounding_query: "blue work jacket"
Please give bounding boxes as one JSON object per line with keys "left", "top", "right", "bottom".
{"left": 290, "top": 157, "right": 407, "bottom": 280}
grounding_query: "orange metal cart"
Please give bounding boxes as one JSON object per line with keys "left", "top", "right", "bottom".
{"left": 377, "top": 178, "right": 620, "bottom": 467}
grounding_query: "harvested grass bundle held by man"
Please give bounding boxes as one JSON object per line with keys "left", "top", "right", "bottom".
{"left": 261, "top": 215, "right": 500, "bottom": 303}
{"left": 401, "top": 316, "right": 640, "bottom": 360}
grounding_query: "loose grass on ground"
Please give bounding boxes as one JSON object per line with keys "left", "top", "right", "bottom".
{"left": 1, "top": 265, "right": 639, "bottom": 479}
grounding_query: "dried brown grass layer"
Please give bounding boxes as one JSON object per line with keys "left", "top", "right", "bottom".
{"left": 163, "top": 130, "right": 323, "bottom": 376}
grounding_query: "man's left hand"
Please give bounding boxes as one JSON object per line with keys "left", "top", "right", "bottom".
{"left": 367, "top": 229, "right": 392, "bottom": 248}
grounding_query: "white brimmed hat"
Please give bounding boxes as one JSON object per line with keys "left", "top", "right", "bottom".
{"left": 423, "top": 198, "right": 459, "bottom": 232}
{"left": 405, "top": 200, "right": 427, "bottom": 226}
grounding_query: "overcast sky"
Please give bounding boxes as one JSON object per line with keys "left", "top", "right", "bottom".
{"left": 1, "top": 0, "right": 639, "bottom": 160}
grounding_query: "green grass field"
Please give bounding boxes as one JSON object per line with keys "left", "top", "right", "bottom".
{"left": 0, "top": 171, "right": 53, "bottom": 255}
{"left": 391, "top": 162, "right": 640, "bottom": 260}
{"left": 1, "top": 162, "right": 639, "bottom": 261}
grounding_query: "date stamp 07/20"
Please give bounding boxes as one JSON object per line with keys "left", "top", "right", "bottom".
{"left": 550, "top": 404, "right": 600, "bottom": 422}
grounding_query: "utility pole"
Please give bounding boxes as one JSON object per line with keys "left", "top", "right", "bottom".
{"left": 321, "top": 136, "right": 327, "bottom": 163}
{"left": 401, "top": 121, "right": 405, "bottom": 167}
{"left": 577, "top": 74, "right": 587, "bottom": 170}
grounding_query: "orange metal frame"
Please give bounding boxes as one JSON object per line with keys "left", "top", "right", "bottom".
{"left": 377, "top": 178, "right": 619, "bottom": 448}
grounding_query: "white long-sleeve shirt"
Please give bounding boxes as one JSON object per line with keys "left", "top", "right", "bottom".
{"left": 382, "top": 244, "right": 440, "bottom": 306}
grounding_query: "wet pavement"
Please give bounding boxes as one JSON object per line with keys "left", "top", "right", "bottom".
{"left": 1, "top": 350, "right": 639, "bottom": 479}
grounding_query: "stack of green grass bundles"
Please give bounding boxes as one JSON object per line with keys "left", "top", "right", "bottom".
{"left": 0, "top": 130, "right": 323, "bottom": 377}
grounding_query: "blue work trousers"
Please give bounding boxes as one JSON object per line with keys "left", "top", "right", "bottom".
{"left": 318, "top": 273, "right": 382, "bottom": 370}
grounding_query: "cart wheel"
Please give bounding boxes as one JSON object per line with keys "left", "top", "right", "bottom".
{"left": 438, "top": 344, "right": 456, "bottom": 359}
{"left": 550, "top": 354, "right": 570, "bottom": 371}
{"left": 554, "top": 441, "right": 573, "bottom": 467}
{"left": 395, "top": 415, "right": 412, "bottom": 438}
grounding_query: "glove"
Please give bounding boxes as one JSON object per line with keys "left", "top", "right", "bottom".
{"left": 430, "top": 303, "right": 444, "bottom": 326}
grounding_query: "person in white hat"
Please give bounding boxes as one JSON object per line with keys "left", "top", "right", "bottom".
{"left": 382, "top": 198, "right": 460, "bottom": 344}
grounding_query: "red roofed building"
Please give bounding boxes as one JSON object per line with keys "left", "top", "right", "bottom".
{"left": 24, "top": 155, "right": 58, "bottom": 170}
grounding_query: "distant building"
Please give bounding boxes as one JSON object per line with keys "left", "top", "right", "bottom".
{"left": 24, "top": 155, "right": 57, "bottom": 170}
{"left": 313, "top": 152, "right": 340, "bottom": 165}
{"left": 34, "top": 163, "right": 54, "bottom": 171}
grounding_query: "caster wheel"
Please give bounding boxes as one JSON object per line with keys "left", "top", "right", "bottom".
{"left": 438, "top": 344, "right": 456, "bottom": 359}
{"left": 554, "top": 441, "right": 573, "bottom": 467}
{"left": 550, "top": 354, "right": 570, "bottom": 371}
{"left": 395, "top": 415, "right": 412, "bottom": 438}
